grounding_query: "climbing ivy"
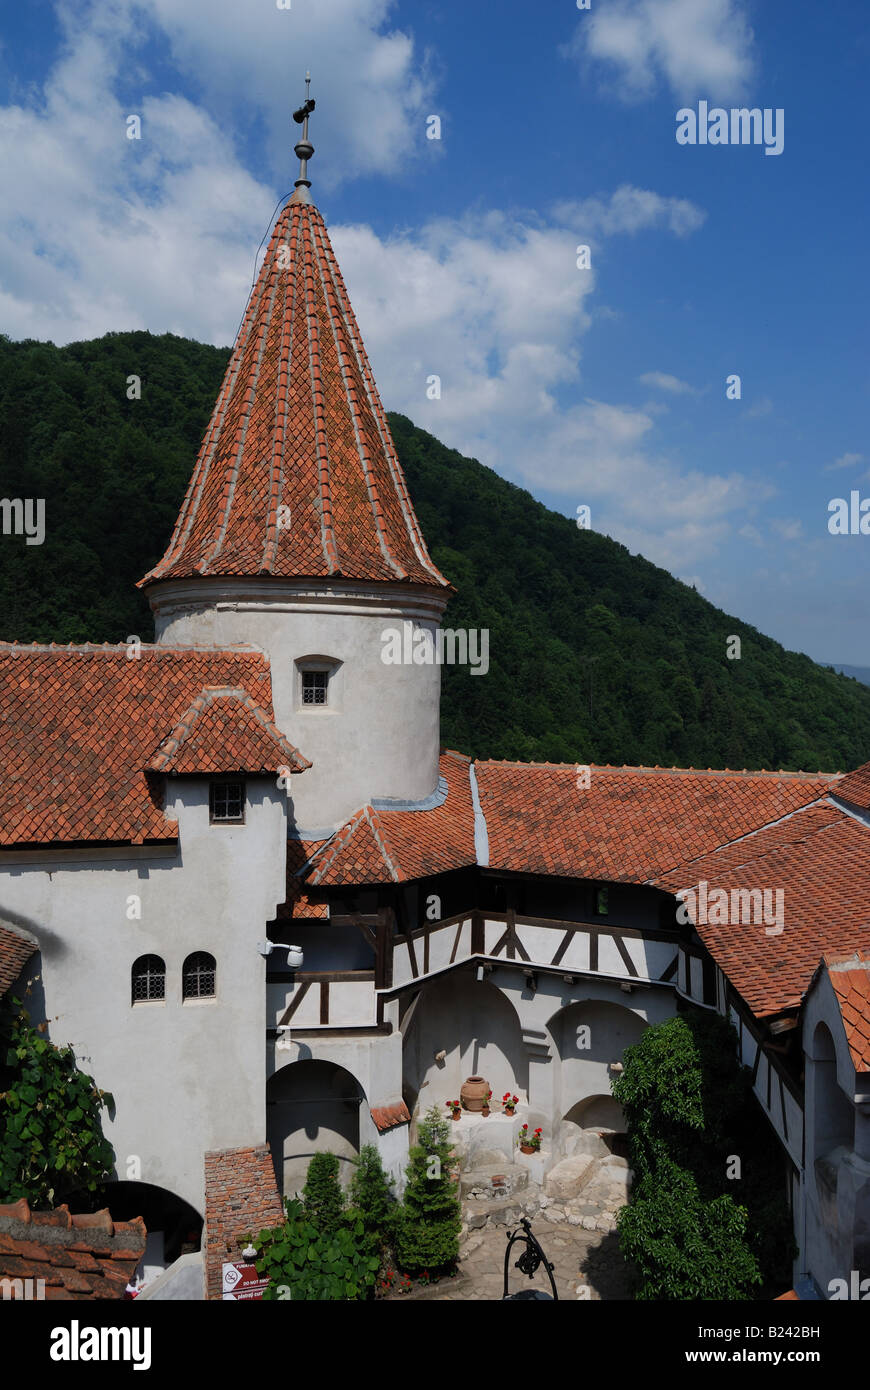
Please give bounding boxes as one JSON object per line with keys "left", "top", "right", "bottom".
{"left": 0, "top": 996, "right": 115, "bottom": 1207}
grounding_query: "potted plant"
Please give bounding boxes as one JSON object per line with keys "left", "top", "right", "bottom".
{"left": 502, "top": 1093, "right": 519, "bottom": 1116}
{"left": 446, "top": 1099, "right": 461, "bottom": 1121}
{"left": 481, "top": 1090, "right": 492, "bottom": 1117}
{"left": 517, "top": 1124, "right": 534, "bottom": 1154}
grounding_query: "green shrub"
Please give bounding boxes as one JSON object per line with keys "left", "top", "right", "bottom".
{"left": 302, "top": 1151, "right": 344, "bottom": 1235}
{"left": 0, "top": 996, "right": 115, "bottom": 1207}
{"left": 617, "top": 1162, "right": 762, "bottom": 1300}
{"left": 255, "top": 1200, "right": 379, "bottom": 1301}
{"left": 396, "top": 1106, "right": 461, "bottom": 1274}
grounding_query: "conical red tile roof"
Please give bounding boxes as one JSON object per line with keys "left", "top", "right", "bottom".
{"left": 140, "top": 200, "right": 450, "bottom": 590}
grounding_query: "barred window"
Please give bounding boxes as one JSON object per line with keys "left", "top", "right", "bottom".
{"left": 210, "top": 780, "right": 245, "bottom": 823}
{"left": 132, "top": 955, "right": 165, "bottom": 1004}
{"left": 301, "top": 670, "right": 328, "bottom": 705}
{"left": 183, "top": 952, "right": 216, "bottom": 1000}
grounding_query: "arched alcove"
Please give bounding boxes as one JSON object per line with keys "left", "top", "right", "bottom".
{"left": 550, "top": 997, "right": 647, "bottom": 1142}
{"left": 564, "top": 1093, "right": 626, "bottom": 1132}
{"left": 70, "top": 1180, "right": 202, "bottom": 1284}
{"left": 267, "top": 1058, "right": 366, "bottom": 1198}
{"left": 812, "top": 1022, "right": 853, "bottom": 1157}
{"left": 402, "top": 972, "right": 527, "bottom": 1115}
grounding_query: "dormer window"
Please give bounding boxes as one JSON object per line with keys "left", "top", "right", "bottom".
{"left": 210, "top": 780, "right": 245, "bottom": 824}
{"left": 301, "top": 670, "right": 328, "bottom": 706}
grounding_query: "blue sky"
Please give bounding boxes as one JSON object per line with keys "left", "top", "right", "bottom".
{"left": 0, "top": 0, "right": 868, "bottom": 663}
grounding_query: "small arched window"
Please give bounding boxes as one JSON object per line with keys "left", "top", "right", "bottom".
{"left": 183, "top": 952, "right": 216, "bottom": 1000}
{"left": 132, "top": 955, "right": 165, "bottom": 1004}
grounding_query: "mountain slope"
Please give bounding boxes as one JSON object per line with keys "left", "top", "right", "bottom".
{"left": 0, "top": 330, "right": 867, "bottom": 772}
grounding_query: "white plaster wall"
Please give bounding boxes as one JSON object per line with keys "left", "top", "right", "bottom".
{"left": 0, "top": 779, "right": 287, "bottom": 1215}
{"left": 149, "top": 579, "right": 448, "bottom": 829}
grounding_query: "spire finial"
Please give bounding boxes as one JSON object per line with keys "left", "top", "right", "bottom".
{"left": 290, "top": 71, "right": 315, "bottom": 205}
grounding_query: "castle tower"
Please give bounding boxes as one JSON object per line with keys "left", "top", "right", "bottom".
{"left": 140, "top": 79, "right": 452, "bottom": 832}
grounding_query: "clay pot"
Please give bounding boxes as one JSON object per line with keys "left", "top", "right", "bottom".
{"left": 481, "top": 1106, "right": 490, "bottom": 1117}
{"left": 519, "top": 1144, "right": 535, "bottom": 1155}
{"left": 460, "top": 1076, "right": 489, "bottom": 1112}
{"left": 451, "top": 1108, "right": 461, "bottom": 1121}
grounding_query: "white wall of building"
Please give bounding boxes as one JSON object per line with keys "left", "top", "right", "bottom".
{"left": 0, "top": 778, "right": 288, "bottom": 1215}
{"left": 148, "top": 577, "right": 448, "bottom": 830}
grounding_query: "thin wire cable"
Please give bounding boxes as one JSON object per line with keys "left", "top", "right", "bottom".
{"left": 228, "top": 193, "right": 291, "bottom": 349}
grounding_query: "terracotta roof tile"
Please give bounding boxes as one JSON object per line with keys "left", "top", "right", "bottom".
{"left": 824, "top": 950, "right": 870, "bottom": 1072}
{"left": 140, "top": 202, "right": 450, "bottom": 593}
{"left": 371, "top": 1101, "right": 411, "bottom": 1132}
{"left": 477, "top": 762, "right": 837, "bottom": 883}
{"left": 0, "top": 924, "right": 37, "bottom": 995}
{"left": 305, "top": 750, "right": 475, "bottom": 886}
{"left": 655, "top": 804, "right": 870, "bottom": 1016}
{"left": 0, "top": 1200, "right": 145, "bottom": 1299}
{"left": 148, "top": 686, "right": 309, "bottom": 775}
{"left": 0, "top": 644, "right": 304, "bottom": 846}
{"left": 835, "top": 760, "right": 870, "bottom": 811}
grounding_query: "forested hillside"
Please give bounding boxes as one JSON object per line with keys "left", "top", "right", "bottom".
{"left": 0, "top": 330, "right": 866, "bottom": 772}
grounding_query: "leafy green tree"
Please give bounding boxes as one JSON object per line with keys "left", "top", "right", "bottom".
{"left": 254, "top": 1199, "right": 379, "bottom": 1301}
{"left": 347, "top": 1143, "right": 399, "bottom": 1261}
{"left": 613, "top": 1011, "right": 794, "bottom": 1298}
{"left": 396, "top": 1106, "right": 461, "bottom": 1274}
{"left": 0, "top": 997, "right": 115, "bottom": 1207}
{"left": 302, "top": 1151, "right": 344, "bottom": 1235}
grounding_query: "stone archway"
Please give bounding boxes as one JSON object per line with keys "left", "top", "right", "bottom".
{"left": 80, "top": 1180, "right": 202, "bottom": 1283}
{"left": 267, "top": 1058, "right": 366, "bottom": 1198}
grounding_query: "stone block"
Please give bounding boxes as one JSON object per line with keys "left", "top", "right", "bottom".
{"left": 543, "top": 1154, "right": 596, "bottom": 1200}
{"left": 559, "top": 1124, "right": 610, "bottom": 1161}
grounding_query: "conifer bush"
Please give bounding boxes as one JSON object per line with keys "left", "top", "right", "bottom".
{"left": 396, "top": 1105, "right": 461, "bottom": 1274}
{"left": 347, "top": 1143, "right": 399, "bottom": 1261}
{"left": 302, "top": 1151, "right": 344, "bottom": 1235}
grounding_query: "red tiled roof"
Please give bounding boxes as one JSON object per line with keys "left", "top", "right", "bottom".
{"left": 655, "top": 803, "right": 870, "bottom": 1017}
{"left": 0, "top": 644, "right": 303, "bottom": 847}
{"left": 148, "top": 685, "right": 309, "bottom": 775}
{"left": 825, "top": 950, "right": 870, "bottom": 1072}
{"left": 140, "top": 200, "right": 450, "bottom": 592}
{"left": 306, "top": 750, "right": 475, "bottom": 885}
{"left": 476, "top": 762, "right": 837, "bottom": 883}
{"left": 0, "top": 1199, "right": 145, "bottom": 1299}
{"left": 836, "top": 760, "right": 870, "bottom": 811}
{"left": 371, "top": 1101, "right": 410, "bottom": 1132}
{"left": 0, "top": 924, "right": 37, "bottom": 995}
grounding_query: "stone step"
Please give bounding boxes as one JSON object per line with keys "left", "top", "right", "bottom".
{"left": 460, "top": 1163, "right": 529, "bottom": 1200}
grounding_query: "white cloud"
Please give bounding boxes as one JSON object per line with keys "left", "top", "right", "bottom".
{"left": 555, "top": 185, "right": 706, "bottom": 238}
{"left": 770, "top": 518, "right": 804, "bottom": 542}
{"left": 0, "top": 2, "right": 762, "bottom": 577}
{"left": 639, "top": 371, "right": 695, "bottom": 395}
{"left": 564, "top": 0, "right": 756, "bottom": 104}
{"left": 824, "top": 451, "right": 864, "bottom": 472}
{"left": 132, "top": 0, "right": 436, "bottom": 187}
